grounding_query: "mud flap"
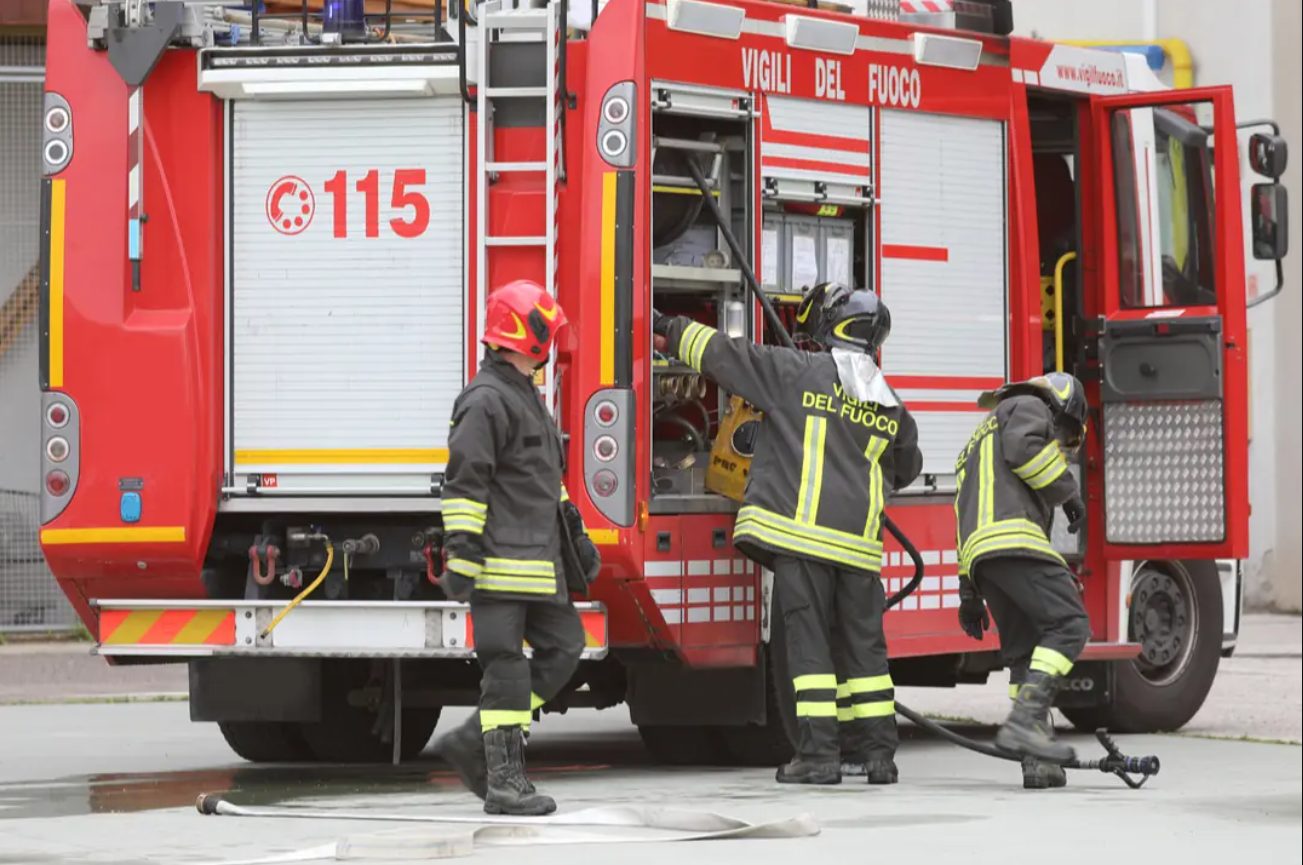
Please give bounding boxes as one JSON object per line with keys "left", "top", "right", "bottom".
{"left": 1053, "top": 660, "right": 1114, "bottom": 711}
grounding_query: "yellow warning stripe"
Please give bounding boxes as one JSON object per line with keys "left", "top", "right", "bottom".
{"left": 41, "top": 526, "right": 187, "bottom": 545}
{"left": 599, "top": 171, "right": 617, "bottom": 387}
{"left": 103, "top": 610, "right": 164, "bottom": 645}
{"left": 588, "top": 528, "right": 619, "bottom": 545}
{"left": 234, "top": 448, "right": 449, "bottom": 465}
{"left": 48, "top": 178, "right": 66, "bottom": 388}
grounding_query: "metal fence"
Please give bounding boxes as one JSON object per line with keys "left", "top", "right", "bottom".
{"left": 1, "top": 35, "right": 77, "bottom": 633}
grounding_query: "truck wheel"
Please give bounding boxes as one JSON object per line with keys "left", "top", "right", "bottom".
{"left": 1063, "top": 560, "right": 1222, "bottom": 733}
{"left": 637, "top": 724, "right": 728, "bottom": 765}
{"left": 298, "top": 661, "right": 442, "bottom": 763}
{"left": 720, "top": 644, "right": 796, "bottom": 766}
{"left": 218, "top": 722, "right": 312, "bottom": 763}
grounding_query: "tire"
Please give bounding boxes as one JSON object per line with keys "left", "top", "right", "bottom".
{"left": 1063, "top": 560, "right": 1222, "bottom": 733}
{"left": 298, "top": 661, "right": 442, "bottom": 763}
{"left": 720, "top": 634, "right": 796, "bottom": 766}
{"left": 218, "top": 721, "right": 313, "bottom": 763}
{"left": 637, "top": 724, "right": 729, "bottom": 766}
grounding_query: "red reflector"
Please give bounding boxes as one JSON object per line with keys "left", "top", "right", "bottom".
{"left": 595, "top": 401, "right": 618, "bottom": 426}
{"left": 45, "top": 470, "right": 70, "bottom": 496}
{"left": 46, "top": 403, "right": 69, "bottom": 427}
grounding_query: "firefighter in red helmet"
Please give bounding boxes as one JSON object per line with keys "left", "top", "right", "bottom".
{"left": 433, "top": 280, "right": 601, "bottom": 816}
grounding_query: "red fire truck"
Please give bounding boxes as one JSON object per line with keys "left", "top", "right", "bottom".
{"left": 37, "top": 0, "right": 1288, "bottom": 763}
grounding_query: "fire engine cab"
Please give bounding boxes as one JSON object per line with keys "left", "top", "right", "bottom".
{"left": 37, "top": 0, "right": 1288, "bottom": 763}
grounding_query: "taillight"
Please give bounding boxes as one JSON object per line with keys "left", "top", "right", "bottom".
{"left": 40, "top": 393, "right": 79, "bottom": 522}
{"left": 46, "top": 470, "right": 70, "bottom": 497}
{"left": 594, "top": 435, "right": 618, "bottom": 462}
{"left": 46, "top": 436, "right": 69, "bottom": 462}
{"left": 42, "top": 93, "right": 72, "bottom": 177}
{"left": 594, "top": 400, "right": 618, "bottom": 427}
{"left": 592, "top": 470, "right": 618, "bottom": 497}
{"left": 584, "top": 390, "right": 633, "bottom": 523}
{"left": 597, "top": 81, "right": 636, "bottom": 168}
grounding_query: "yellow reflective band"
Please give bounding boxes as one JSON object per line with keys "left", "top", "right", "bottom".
{"left": 863, "top": 435, "right": 890, "bottom": 537}
{"left": 1009, "top": 683, "right": 1022, "bottom": 700}
{"left": 979, "top": 434, "right": 995, "bottom": 529}
{"left": 795, "top": 416, "right": 827, "bottom": 525}
{"left": 442, "top": 518, "right": 485, "bottom": 534}
{"left": 679, "top": 321, "right": 717, "bottom": 371}
{"left": 1023, "top": 456, "right": 1069, "bottom": 491}
{"left": 530, "top": 692, "right": 546, "bottom": 711}
{"left": 837, "top": 681, "right": 851, "bottom": 699}
{"left": 443, "top": 498, "right": 488, "bottom": 515}
{"left": 48, "top": 178, "right": 66, "bottom": 388}
{"left": 560, "top": 484, "right": 570, "bottom": 503}
{"left": 447, "top": 558, "right": 483, "bottom": 578}
{"left": 481, "top": 709, "right": 533, "bottom": 731}
{"left": 793, "top": 674, "right": 837, "bottom": 692}
{"left": 847, "top": 700, "right": 895, "bottom": 719}
{"left": 837, "top": 706, "right": 854, "bottom": 722}
{"left": 1012, "top": 441, "right": 1061, "bottom": 481}
{"left": 734, "top": 522, "right": 883, "bottom": 573}
{"left": 478, "top": 574, "right": 557, "bottom": 594}
{"left": 483, "top": 558, "right": 555, "bottom": 577}
{"left": 738, "top": 506, "right": 884, "bottom": 560}
{"left": 843, "top": 675, "right": 893, "bottom": 694}
{"left": 961, "top": 535, "right": 1065, "bottom": 569}
{"left": 795, "top": 701, "right": 839, "bottom": 718}
{"left": 1030, "top": 646, "right": 1074, "bottom": 677}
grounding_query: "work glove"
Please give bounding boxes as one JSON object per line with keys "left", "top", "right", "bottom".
{"left": 1063, "top": 494, "right": 1086, "bottom": 534}
{"left": 957, "top": 578, "right": 989, "bottom": 641}
{"left": 574, "top": 534, "right": 602, "bottom": 585}
{"left": 651, "top": 308, "right": 673, "bottom": 337}
{"left": 440, "top": 569, "right": 474, "bottom": 602}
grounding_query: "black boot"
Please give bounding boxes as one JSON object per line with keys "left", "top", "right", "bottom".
{"left": 434, "top": 713, "right": 487, "bottom": 800}
{"left": 866, "top": 757, "right": 898, "bottom": 785}
{"left": 776, "top": 758, "right": 841, "bottom": 785}
{"left": 1022, "top": 756, "right": 1068, "bottom": 789}
{"left": 995, "top": 671, "right": 1075, "bottom": 764}
{"left": 484, "top": 727, "right": 555, "bottom": 816}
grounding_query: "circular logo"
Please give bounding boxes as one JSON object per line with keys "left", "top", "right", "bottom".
{"left": 265, "top": 175, "right": 315, "bottom": 235}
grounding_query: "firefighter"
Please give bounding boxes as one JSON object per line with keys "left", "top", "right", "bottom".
{"left": 953, "top": 372, "right": 1092, "bottom": 787}
{"left": 653, "top": 284, "right": 922, "bottom": 785}
{"left": 432, "top": 280, "right": 601, "bottom": 816}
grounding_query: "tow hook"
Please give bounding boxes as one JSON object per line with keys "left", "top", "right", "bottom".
{"left": 248, "top": 536, "right": 281, "bottom": 586}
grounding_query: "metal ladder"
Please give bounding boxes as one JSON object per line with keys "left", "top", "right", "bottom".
{"left": 474, "top": 0, "right": 563, "bottom": 413}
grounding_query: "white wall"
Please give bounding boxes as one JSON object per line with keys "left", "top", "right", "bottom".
{"left": 1014, "top": 0, "right": 1299, "bottom": 610}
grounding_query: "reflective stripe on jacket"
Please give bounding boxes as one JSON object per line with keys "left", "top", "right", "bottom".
{"left": 442, "top": 351, "right": 581, "bottom": 602}
{"left": 664, "top": 317, "right": 922, "bottom": 574}
{"left": 954, "top": 394, "right": 1079, "bottom": 576}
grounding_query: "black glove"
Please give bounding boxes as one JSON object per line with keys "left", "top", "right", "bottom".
{"left": 651, "top": 308, "right": 673, "bottom": 337}
{"left": 574, "top": 535, "right": 602, "bottom": 585}
{"left": 957, "top": 578, "right": 989, "bottom": 641}
{"left": 1063, "top": 494, "right": 1086, "bottom": 534}
{"left": 440, "top": 569, "right": 474, "bottom": 602}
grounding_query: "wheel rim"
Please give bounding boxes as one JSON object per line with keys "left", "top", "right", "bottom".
{"left": 1129, "top": 563, "right": 1199, "bottom": 687}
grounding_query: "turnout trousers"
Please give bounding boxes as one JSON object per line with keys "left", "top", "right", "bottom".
{"left": 972, "top": 555, "right": 1091, "bottom": 694}
{"left": 774, "top": 556, "right": 895, "bottom": 763}
{"left": 472, "top": 598, "right": 585, "bottom": 732}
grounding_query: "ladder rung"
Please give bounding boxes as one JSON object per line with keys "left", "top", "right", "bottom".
{"left": 484, "top": 87, "right": 548, "bottom": 99}
{"left": 486, "top": 161, "right": 548, "bottom": 173}
{"left": 485, "top": 236, "right": 547, "bottom": 247}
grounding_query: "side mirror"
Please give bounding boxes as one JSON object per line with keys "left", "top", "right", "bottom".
{"left": 1251, "top": 183, "right": 1289, "bottom": 261}
{"left": 1249, "top": 133, "right": 1288, "bottom": 180}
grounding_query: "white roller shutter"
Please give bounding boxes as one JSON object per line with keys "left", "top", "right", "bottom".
{"left": 878, "top": 110, "right": 1007, "bottom": 481}
{"left": 228, "top": 97, "right": 463, "bottom": 493}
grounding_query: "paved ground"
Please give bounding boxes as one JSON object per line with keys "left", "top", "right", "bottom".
{"left": 0, "top": 615, "right": 1298, "bottom": 864}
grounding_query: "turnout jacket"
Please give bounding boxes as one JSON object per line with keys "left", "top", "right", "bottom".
{"left": 442, "top": 351, "right": 589, "bottom": 602}
{"left": 954, "top": 394, "right": 1079, "bottom": 577}
{"left": 663, "top": 317, "right": 922, "bottom": 574}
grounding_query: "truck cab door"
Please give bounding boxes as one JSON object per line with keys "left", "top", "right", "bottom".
{"left": 1085, "top": 86, "right": 1248, "bottom": 560}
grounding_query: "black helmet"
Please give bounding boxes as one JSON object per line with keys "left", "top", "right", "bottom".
{"left": 798, "top": 282, "right": 891, "bottom": 354}
{"left": 979, "top": 372, "right": 1088, "bottom": 451}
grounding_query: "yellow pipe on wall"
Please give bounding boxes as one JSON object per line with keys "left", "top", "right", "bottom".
{"left": 1062, "top": 39, "right": 1194, "bottom": 89}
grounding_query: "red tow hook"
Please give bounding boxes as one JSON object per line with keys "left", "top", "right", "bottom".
{"left": 423, "top": 543, "right": 441, "bottom": 586}
{"left": 249, "top": 543, "right": 280, "bottom": 586}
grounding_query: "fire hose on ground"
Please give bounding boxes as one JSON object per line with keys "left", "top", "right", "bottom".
{"left": 881, "top": 513, "right": 1159, "bottom": 789}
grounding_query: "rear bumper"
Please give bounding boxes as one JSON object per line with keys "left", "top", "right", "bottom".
{"left": 92, "top": 599, "right": 608, "bottom": 660}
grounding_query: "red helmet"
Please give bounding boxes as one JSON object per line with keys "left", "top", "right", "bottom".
{"left": 481, "top": 280, "right": 568, "bottom": 358}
